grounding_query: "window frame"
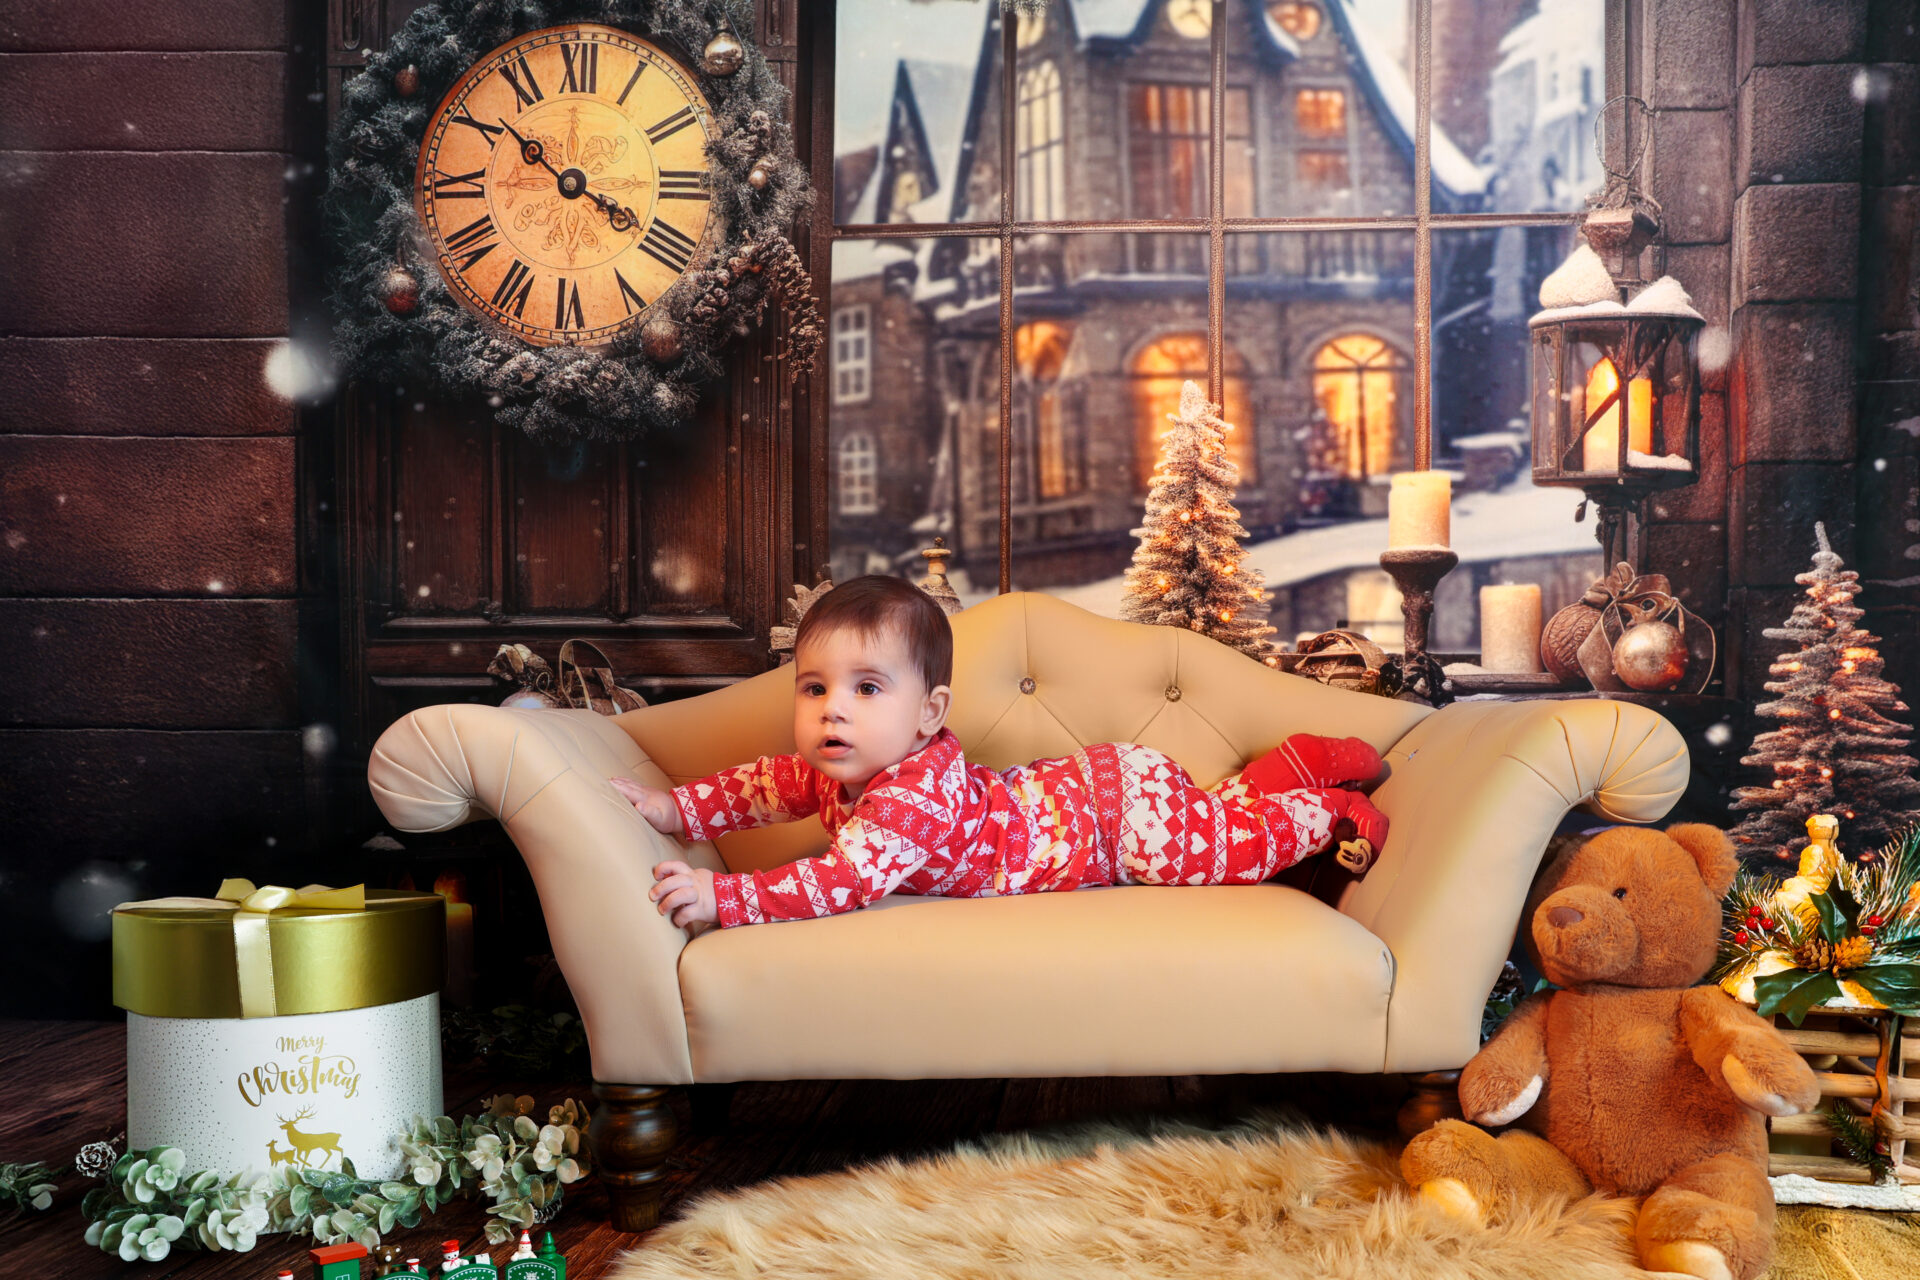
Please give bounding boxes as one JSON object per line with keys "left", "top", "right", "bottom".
{"left": 837, "top": 429, "right": 880, "bottom": 515}
{"left": 831, "top": 303, "right": 872, "bottom": 406}
{"left": 819, "top": 0, "right": 1629, "bottom": 592}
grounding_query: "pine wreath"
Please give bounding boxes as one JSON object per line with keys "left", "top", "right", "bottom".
{"left": 325, "top": 0, "right": 820, "bottom": 442}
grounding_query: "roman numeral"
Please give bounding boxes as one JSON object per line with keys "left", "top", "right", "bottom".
{"left": 490, "top": 259, "right": 535, "bottom": 317}
{"left": 637, "top": 220, "right": 697, "bottom": 273}
{"left": 499, "top": 56, "right": 544, "bottom": 109}
{"left": 560, "top": 41, "right": 598, "bottom": 94}
{"left": 658, "top": 170, "right": 710, "bottom": 200}
{"left": 614, "top": 269, "right": 647, "bottom": 316}
{"left": 616, "top": 60, "right": 645, "bottom": 106}
{"left": 430, "top": 168, "right": 486, "bottom": 199}
{"left": 554, "top": 277, "right": 584, "bottom": 330}
{"left": 450, "top": 110, "right": 504, "bottom": 143}
{"left": 442, "top": 212, "right": 497, "bottom": 271}
{"left": 644, "top": 106, "right": 697, "bottom": 145}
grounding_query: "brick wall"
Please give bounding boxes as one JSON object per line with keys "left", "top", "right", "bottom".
{"left": 0, "top": 1, "right": 314, "bottom": 1015}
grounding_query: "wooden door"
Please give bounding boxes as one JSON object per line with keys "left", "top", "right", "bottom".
{"left": 322, "top": 1, "right": 821, "bottom": 762}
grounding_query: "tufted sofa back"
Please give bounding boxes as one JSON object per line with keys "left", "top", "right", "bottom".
{"left": 615, "top": 593, "right": 1431, "bottom": 875}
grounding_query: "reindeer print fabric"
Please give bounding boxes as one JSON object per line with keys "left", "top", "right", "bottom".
{"left": 125, "top": 993, "right": 443, "bottom": 1179}
{"left": 674, "top": 729, "right": 1345, "bottom": 927}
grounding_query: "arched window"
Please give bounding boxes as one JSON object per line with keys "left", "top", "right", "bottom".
{"left": 1310, "top": 333, "right": 1410, "bottom": 479}
{"left": 1131, "top": 334, "right": 1255, "bottom": 489}
{"left": 1016, "top": 61, "right": 1064, "bottom": 222}
{"left": 838, "top": 431, "right": 879, "bottom": 515}
{"left": 1012, "top": 321, "right": 1081, "bottom": 500}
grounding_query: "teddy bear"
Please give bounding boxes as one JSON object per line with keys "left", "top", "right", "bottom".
{"left": 1401, "top": 823, "right": 1820, "bottom": 1280}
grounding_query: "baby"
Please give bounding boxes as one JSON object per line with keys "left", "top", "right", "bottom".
{"left": 612, "top": 576, "right": 1388, "bottom": 929}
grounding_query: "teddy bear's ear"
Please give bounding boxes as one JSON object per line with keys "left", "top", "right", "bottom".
{"left": 1665, "top": 823, "right": 1738, "bottom": 896}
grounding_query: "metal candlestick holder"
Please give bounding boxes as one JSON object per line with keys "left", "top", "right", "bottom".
{"left": 1379, "top": 547, "right": 1459, "bottom": 704}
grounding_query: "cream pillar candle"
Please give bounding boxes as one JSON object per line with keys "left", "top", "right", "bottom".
{"left": 1480, "top": 584, "right": 1544, "bottom": 673}
{"left": 1386, "top": 472, "right": 1451, "bottom": 548}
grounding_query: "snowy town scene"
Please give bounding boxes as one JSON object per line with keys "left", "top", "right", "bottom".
{"left": 827, "top": 0, "right": 1608, "bottom": 649}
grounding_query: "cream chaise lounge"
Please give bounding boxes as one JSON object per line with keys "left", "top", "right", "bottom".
{"left": 368, "top": 592, "right": 1689, "bottom": 1229}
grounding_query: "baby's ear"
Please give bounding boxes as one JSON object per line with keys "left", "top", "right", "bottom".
{"left": 1665, "top": 823, "right": 1738, "bottom": 897}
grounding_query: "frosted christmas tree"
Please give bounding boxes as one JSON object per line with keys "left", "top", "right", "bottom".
{"left": 1122, "top": 379, "right": 1276, "bottom": 661}
{"left": 1730, "top": 522, "right": 1920, "bottom": 859}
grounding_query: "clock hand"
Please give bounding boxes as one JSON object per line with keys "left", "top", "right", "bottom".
{"left": 498, "top": 116, "right": 630, "bottom": 224}
{"left": 497, "top": 117, "right": 567, "bottom": 187}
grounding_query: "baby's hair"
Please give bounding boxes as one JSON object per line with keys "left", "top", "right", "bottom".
{"left": 795, "top": 576, "right": 953, "bottom": 694}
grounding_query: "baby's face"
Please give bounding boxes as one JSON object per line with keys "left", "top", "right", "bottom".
{"left": 792, "top": 624, "right": 948, "bottom": 797}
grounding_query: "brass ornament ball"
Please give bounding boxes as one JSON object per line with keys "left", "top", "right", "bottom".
{"left": 748, "top": 164, "right": 770, "bottom": 189}
{"left": 380, "top": 264, "right": 420, "bottom": 316}
{"left": 702, "top": 26, "right": 746, "bottom": 76}
{"left": 641, "top": 316, "right": 685, "bottom": 363}
{"left": 1612, "top": 619, "right": 1689, "bottom": 691}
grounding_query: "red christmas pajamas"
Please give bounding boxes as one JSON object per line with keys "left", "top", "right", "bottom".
{"left": 671, "top": 728, "right": 1362, "bottom": 927}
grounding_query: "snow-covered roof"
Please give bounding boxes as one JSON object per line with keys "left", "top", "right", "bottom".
{"left": 1325, "top": 0, "right": 1490, "bottom": 201}
{"left": 1065, "top": 0, "right": 1299, "bottom": 58}
{"left": 893, "top": 58, "right": 979, "bottom": 222}
{"left": 832, "top": 235, "right": 916, "bottom": 284}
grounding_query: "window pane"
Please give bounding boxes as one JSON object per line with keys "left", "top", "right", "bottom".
{"left": 827, "top": 236, "right": 999, "bottom": 600}
{"left": 1431, "top": 227, "right": 1600, "bottom": 655}
{"left": 1438, "top": 0, "right": 1607, "bottom": 213}
{"left": 835, "top": 0, "right": 999, "bottom": 225}
{"left": 1228, "top": 0, "right": 1416, "bottom": 217}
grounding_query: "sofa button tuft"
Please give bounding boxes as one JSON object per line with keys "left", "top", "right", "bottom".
{"left": 1019, "top": 676, "right": 1036, "bottom": 694}
{"left": 1165, "top": 686, "right": 1182, "bottom": 702}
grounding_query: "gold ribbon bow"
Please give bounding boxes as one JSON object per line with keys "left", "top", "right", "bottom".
{"left": 118, "top": 880, "right": 369, "bottom": 1019}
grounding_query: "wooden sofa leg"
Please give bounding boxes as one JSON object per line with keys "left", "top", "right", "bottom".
{"left": 1396, "top": 1070, "right": 1464, "bottom": 1140}
{"left": 591, "top": 1083, "right": 681, "bottom": 1232}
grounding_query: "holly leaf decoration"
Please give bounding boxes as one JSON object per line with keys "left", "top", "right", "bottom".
{"left": 1815, "top": 881, "right": 1861, "bottom": 944}
{"left": 1848, "top": 963, "right": 1920, "bottom": 1014}
{"left": 1754, "top": 968, "right": 1844, "bottom": 1025}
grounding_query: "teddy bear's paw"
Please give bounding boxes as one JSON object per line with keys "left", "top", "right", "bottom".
{"left": 1640, "top": 1240, "right": 1734, "bottom": 1280}
{"left": 1720, "top": 1053, "right": 1798, "bottom": 1117}
{"left": 1417, "top": 1177, "right": 1486, "bottom": 1226}
{"left": 1471, "top": 1074, "right": 1542, "bottom": 1127}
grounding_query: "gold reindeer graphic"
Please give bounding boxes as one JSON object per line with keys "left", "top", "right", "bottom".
{"left": 265, "top": 1140, "right": 300, "bottom": 1168}
{"left": 275, "top": 1107, "right": 344, "bottom": 1170}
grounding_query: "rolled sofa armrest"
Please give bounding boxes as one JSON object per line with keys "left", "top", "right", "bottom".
{"left": 368, "top": 704, "right": 700, "bottom": 1085}
{"left": 1342, "top": 698, "right": 1689, "bottom": 1074}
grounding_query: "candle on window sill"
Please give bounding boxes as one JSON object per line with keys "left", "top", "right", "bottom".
{"left": 1386, "top": 471, "right": 1451, "bottom": 549}
{"left": 1480, "top": 584, "right": 1544, "bottom": 674}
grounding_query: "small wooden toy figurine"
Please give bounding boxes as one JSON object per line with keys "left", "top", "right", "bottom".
{"left": 437, "top": 1239, "right": 501, "bottom": 1278}
{"left": 369, "top": 1242, "right": 409, "bottom": 1277}
{"left": 309, "top": 1241, "right": 370, "bottom": 1279}
{"left": 503, "top": 1232, "right": 566, "bottom": 1280}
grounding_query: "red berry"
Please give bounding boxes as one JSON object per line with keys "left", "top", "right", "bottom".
{"left": 1867, "top": 914, "right": 1884, "bottom": 926}
{"left": 1735, "top": 930, "right": 1751, "bottom": 944}
{"left": 1761, "top": 919, "right": 1776, "bottom": 930}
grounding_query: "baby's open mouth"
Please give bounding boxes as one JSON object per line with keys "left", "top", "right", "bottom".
{"left": 819, "top": 737, "right": 851, "bottom": 753}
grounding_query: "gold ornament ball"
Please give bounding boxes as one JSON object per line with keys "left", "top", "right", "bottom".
{"left": 1612, "top": 620, "right": 1688, "bottom": 691}
{"left": 380, "top": 264, "right": 419, "bottom": 315}
{"left": 641, "top": 316, "right": 684, "bottom": 363}
{"left": 394, "top": 63, "right": 420, "bottom": 97}
{"left": 702, "top": 28, "right": 746, "bottom": 76}
{"left": 748, "top": 164, "right": 770, "bottom": 189}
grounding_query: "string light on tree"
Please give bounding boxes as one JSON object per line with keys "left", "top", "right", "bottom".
{"left": 1730, "top": 523, "right": 1920, "bottom": 859}
{"left": 1121, "top": 380, "right": 1276, "bottom": 661}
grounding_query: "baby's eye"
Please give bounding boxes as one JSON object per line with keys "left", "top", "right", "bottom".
{"left": 857, "top": 681, "right": 880, "bottom": 696}
{"left": 803, "top": 683, "right": 825, "bottom": 696}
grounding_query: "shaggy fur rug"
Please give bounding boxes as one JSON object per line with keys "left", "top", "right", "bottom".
{"left": 606, "top": 1116, "right": 1659, "bottom": 1280}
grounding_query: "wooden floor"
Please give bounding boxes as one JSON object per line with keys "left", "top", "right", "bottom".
{"left": 0, "top": 1020, "right": 1407, "bottom": 1278}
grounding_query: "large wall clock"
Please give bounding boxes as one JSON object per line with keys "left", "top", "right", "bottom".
{"left": 327, "top": 0, "right": 819, "bottom": 442}
{"left": 415, "top": 24, "right": 717, "bottom": 348}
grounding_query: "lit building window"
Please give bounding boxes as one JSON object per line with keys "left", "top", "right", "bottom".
{"left": 1310, "top": 333, "right": 1410, "bottom": 479}
{"left": 833, "top": 305, "right": 871, "bottom": 404}
{"left": 1297, "top": 150, "right": 1350, "bottom": 188}
{"left": 1128, "top": 83, "right": 1253, "bottom": 270}
{"left": 1294, "top": 88, "right": 1345, "bottom": 138}
{"left": 1015, "top": 8, "right": 1046, "bottom": 48}
{"left": 839, "top": 431, "right": 879, "bottom": 515}
{"left": 1131, "top": 334, "right": 1256, "bottom": 488}
{"left": 1267, "top": 2, "right": 1322, "bottom": 40}
{"left": 1017, "top": 61, "right": 1065, "bottom": 222}
{"left": 1013, "top": 321, "right": 1082, "bottom": 500}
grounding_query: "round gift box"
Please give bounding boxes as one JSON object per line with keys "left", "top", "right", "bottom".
{"left": 113, "top": 888, "right": 445, "bottom": 1179}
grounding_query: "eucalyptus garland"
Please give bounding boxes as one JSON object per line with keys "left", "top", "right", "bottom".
{"left": 326, "top": 0, "right": 819, "bottom": 441}
{"left": 81, "top": 1096, "right": 588, "bottom": 1261}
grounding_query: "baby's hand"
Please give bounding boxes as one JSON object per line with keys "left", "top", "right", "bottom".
{"left": 649, "top": 860, "right": 717, "bottom": 928}
{"left": 610, "top": 776, "right": 684, "bottom": 835}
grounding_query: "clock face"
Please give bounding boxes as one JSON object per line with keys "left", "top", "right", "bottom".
{"left": 1166, "top": 0, "right": 1213, "bottom": 38}
{"left": 415, "top": 24, "right": 717, "bottom": 348}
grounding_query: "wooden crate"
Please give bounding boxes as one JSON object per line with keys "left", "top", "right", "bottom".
{"left": 1766, "top": 1007, "right": 1918, "bottom": 1185}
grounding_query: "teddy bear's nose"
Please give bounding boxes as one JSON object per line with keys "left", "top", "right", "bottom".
{"left": 1548, "top": 905, "right": 1584, "bottom": 928}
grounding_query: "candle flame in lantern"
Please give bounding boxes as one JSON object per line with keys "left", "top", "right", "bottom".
{"left": 1581, "top": 357, "right": 1654, "bottom": 469}
{"left": 433, "top": 872, "right": 469, "bottom": 905}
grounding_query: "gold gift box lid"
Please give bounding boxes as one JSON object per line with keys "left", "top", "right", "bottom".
{"left": 114, "top": 888, "right": 446, "bottom": 1020}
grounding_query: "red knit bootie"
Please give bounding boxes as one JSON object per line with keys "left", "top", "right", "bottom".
{"left": 1320, "top": 787, "right": 1389, "bottom": 855}
{"left": 1242, "top": 733, "right": 1383, "bottom": 794}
